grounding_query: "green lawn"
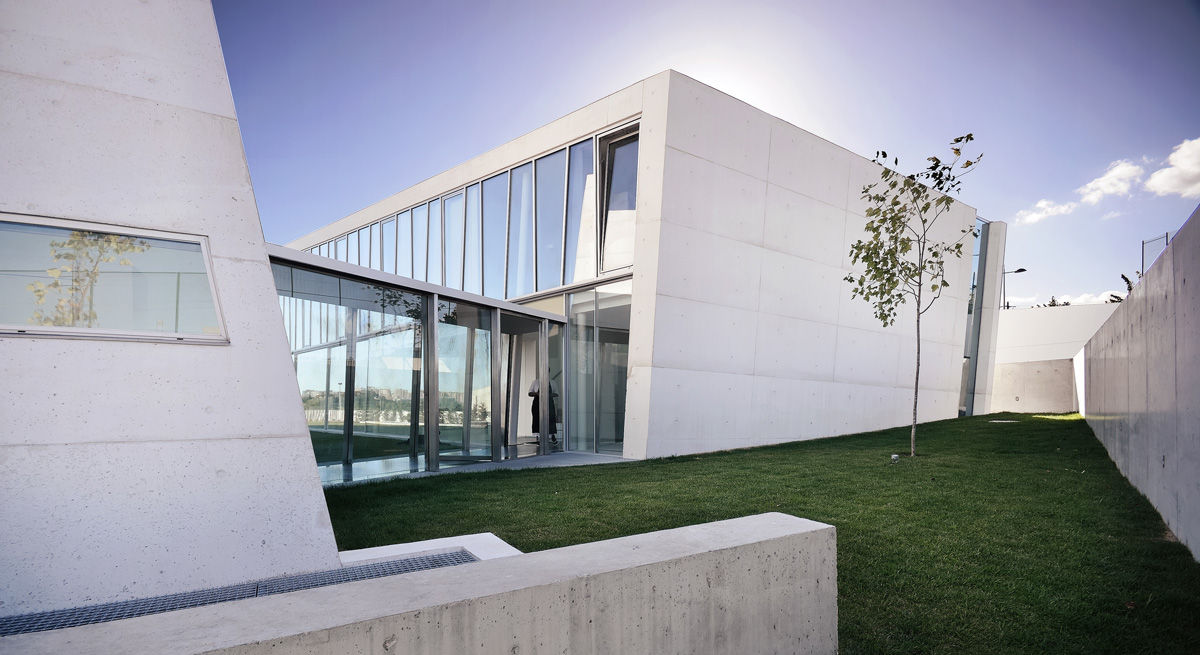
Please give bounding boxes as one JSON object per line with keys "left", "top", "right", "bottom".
{"left": 324, "top": 413, "right": 1200, "bottom": 654}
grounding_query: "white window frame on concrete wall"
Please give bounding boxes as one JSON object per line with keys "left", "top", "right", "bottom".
{"left": 0, "top": 212, "right": 229, "bottom": 345}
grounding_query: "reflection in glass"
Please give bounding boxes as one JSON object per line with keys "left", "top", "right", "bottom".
{"left": 382, "top": 218, "right": 396, "bottom": 275}
{"left": 566, "top": 281, "right": 630, "bottom": 454}
{"left": 601, "top": 135, "right": 638, "bottom": 271}
{"left": 547, "top": 321, "right": 564, "bottom": 452}
{"left": 464, "top": 184, "right": 483, "bottom": 295}
{"left": 500, "top": 312, "right": 542, "bottom": 458}
{"left": 0, "top": 220, "right": 222, "bottom": 336}
{"left": 428, "top": 199, "right": 442, "bottom": 286}
{"left": 369, "top": 223, "right": 381, "bottom": 270}
{"left": 564, "top": 139, "right": 596, "bottom": 284}
{"left": 437, "top": 300, "right": 492, "bottom": 459}
{"left": 412, "top": 204, "right": 428, "bottom": 281}
{"left": 535, "top": 149, "right": 567, "bottom": 291}
{"left": 443, "top": 192, "right": 465, "bottom": 290}
{"left": 397, "top": 210, "right": 412, "bottom": 278}
{"left": 567, "top": 290, "right": 596, "bottom": 452}
{"left": 336, "top": 236, "right": 348, "bottom": 262}
{"left": 347, "top": 231, "right": 360, "bottom": 266}
{"left": 482, "top": 172, "right": 508, "bottom": 299}
{"left": 595, "top": 281, "right": 631, "bottom": 454}
{"left": 507, "top": 163, "right": 534, "bottom": 298}
{"left": 276, "top": 265, "right": 426, "bottom": 478}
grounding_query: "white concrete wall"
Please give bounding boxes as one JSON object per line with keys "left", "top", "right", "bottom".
{"left": 2, "top": 513, "right": 838, "bottom": 655}
{"left": 0, "top": 0, "right": 340, "bottom": 616}
{"left": 988, "top": 304, "right": 1116, "bottom": 413}
{"left": 991, "top": 360, "right": 1078, "bottom": 413}
{"left": 627, "top": 72, "right": 977, "bottom": 458}
{"left": 996, "top": 304, "right": 1117, "bottom": 364}
{"left": 970, "top": 221, "right": 1006, "bottom": 414}
{"left": 1084, "top": 206, "right": 1199, "bottom": 560}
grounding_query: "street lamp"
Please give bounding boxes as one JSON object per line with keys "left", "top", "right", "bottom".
{"left": 1002, "top": 267, "right": 1027, "bottom": 309}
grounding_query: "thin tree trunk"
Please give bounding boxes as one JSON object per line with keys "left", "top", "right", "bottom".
{"left": 912, "top": 311, "right": 920, "bottom": 457}
{"left": 912, "top": 260, "right": 922, "bottom": 457}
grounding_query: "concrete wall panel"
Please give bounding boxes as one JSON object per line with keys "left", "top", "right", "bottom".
{"left": 3, "top": 514, "right": 838, "bottom": 655}
{"left": 1084, "top": 206, "right": 1199, "bottom": 560}
{"left": 640, "top": 72, "right": 977, "bottom": 457}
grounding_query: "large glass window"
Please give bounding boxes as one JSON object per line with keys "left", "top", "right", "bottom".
{"left": 347, "top": 230, "right": 360, "bottom": 266}
{"left": 428, "top": 199, "right": 443, "bottom": 286}
{"left": 412, "top": 204, "right": 428, "bottom": 282}
{"left": 369, "top": 222, "right": 381, "bottom": 270}
{"left": 277, "top": 263, "right": 426, "bottom": 481}
{"left": 535, "top": 149, "right": 567, "bottom": 291}
{"left": 600, "top": 132, "right": 638, "bottom": 271}
{"left": 443, "top": 192, "right": 465, "bottom": 290}
{"left": 482, "top": 172, "right": 508, "bottom": 299}
{"left": 566, "top": 280, "right": 630, "bottom": 454}
{"left": 382, "top": 217, "right": 396, "bottom": 275}
{"left": 507, "top": 162, "right": 535, "bottom": 298}
{"left": 499, "top": 312, "right": 542, "bottom": 459}
{"left": 437, "top": 300, "right": 492, "bottom": 460}
{"left": 335, "top": 236, "right": 347, "bottom": 262}
{"left": 464, "top": 183, "right": 483, "bottom": 296}
{"left": 0, "top": 218, "right": 224, "bottom": 340}
{"left": 564, "top": 139, "right": 596, "bottom": 284}
{"left": 397, "top": 210, "right": 412, "bottom": 278}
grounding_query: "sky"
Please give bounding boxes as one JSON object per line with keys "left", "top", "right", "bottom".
{"left": 212, "top": 0, "right": 1200, "bottom": 308}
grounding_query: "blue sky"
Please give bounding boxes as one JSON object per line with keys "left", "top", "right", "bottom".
{"left": 212, "top": 0, "right": 1200, "bottom": 307}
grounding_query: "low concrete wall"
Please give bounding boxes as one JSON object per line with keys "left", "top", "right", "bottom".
{"left": 1084, "top": 205, "right": 1200, "bottom": 560}
{"left": 991, "top": 359, "right": 1078, "bottom": 413}
{"left": 2, "top": 513, "right": 837, "bottom": 655}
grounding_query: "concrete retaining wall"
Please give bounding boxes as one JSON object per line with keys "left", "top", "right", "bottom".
{"left": 1084, "top": 205, "right": 1200, "bottom": 560}
{"left": 1, "top": 513, "right": 838, "bottom": 655}
{"left": 991, "top": 359, "right": 1078, "bottom": 413}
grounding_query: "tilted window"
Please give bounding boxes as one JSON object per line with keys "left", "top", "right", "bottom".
{"left": 0, "top": 214, "right": 226, "bottom": 342}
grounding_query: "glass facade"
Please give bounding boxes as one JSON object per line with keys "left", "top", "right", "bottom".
{"left": 566, "top": 280, "right": 631, "bottom": 454}
{"left": 308, "top": 124, "right": 637, "bottom": 301}
{"left": 601, "top": 134, "right": 638, "bottom": 271}
{"left": 0, "top": 218, "right": 224, "bottom": 339}
{"left": 274, "top": 260, "right": 564, "bottom": 482}
{"left": 564, "top": 139, "right": 596, "bottom": 284}
{"left": 507, "top": 162, "right": 535, "bottom": 298}
{"left": 443, "top": 192, "right": 465, "bottom": 290}
{"left": 535, "top": 149, "right": 566, "bottom": 292}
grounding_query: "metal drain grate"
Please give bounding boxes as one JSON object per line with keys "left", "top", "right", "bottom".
{"left": 0, "top": 550, "right": 478, "bottom": 636}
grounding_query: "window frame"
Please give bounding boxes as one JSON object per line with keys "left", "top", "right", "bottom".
{"left": 0, "top": 212, "right": 231, "bottom": 345}
{"left": 596, "top": 123, "right": 640, "bottom": 275}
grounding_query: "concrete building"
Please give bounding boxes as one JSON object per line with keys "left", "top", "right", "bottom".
{"left": 0, "top": 0, "right": 997, "bottom": 632}
{"left": 288, "top": 70, "right": 999, "bottom": 477}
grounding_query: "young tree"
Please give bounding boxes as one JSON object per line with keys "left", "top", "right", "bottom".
{"left": 844, "top": 135, "right": 981, "bottom": 456}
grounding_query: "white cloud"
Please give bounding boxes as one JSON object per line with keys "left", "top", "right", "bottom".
{"left": 1014, "top": 199, "right": 1078, "bottom": 225}
{"left": 1058, "top": 290, "right": 1123, "bottom": 305}
{"left": 1145, "top": 137, "right": 1200, "bottom": 199}
{"left": 1077, "top": 160, "right": 1144, "bottom": 205}
{"left": 1101, "top": 210, "right": 1121, "bottom": 220}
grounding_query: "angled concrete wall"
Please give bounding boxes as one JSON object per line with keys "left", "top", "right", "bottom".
{"left": 626, "top": 72, "right": 978, "bottom": 458}
{"left": 1084, "top": 205, "right": 1199, "bottom": 560}
{"left": 968, "top": 220, "right": 1006, "bottom": 415}
{"left": 0, "top": 0, "right": 339, "bottom": 616}
{"left": 2, "top": 513, "right": 838, "bottom": 655}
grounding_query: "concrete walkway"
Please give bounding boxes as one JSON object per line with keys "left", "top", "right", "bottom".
{"left": 406, "top": 452, "right": 631, "bottom": 478}
{"left": 322, "top": 451, "right": 632, "bottom": 485}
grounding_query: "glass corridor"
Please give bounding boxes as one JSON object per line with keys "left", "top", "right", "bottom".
{"left": 272, "top": 256, "right": 567, "bottom": 483}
